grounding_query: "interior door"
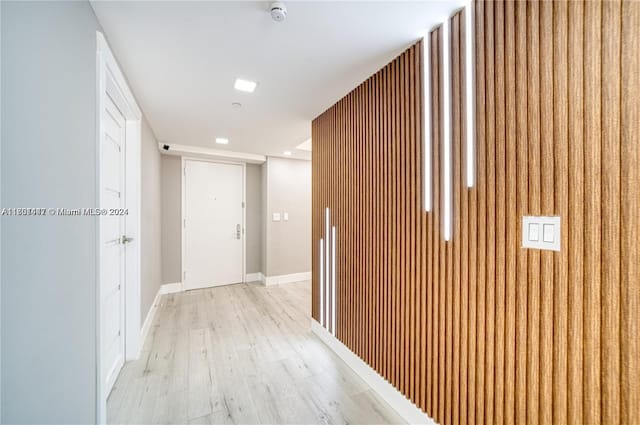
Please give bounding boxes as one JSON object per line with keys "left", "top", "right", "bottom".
{"left": 184, "top": 160, "right": 244, "bottom": 290}
{"left": 100, "top": 94, "right": 126, "bottom": 395}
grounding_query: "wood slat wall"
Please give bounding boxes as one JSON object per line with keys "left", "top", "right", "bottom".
{"left": 311, "top": 1, "right": 640, "bottom": 423}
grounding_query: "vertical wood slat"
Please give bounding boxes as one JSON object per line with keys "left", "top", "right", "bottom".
{"left": 514, "top": 2, "right": 528, "bottom": 424}
{"left": 553, "top": 1, "right": 569, "bottom": 423}
{"left": 601, "top": 1, "right": 622, "bottom": 424}
{"left": 539, "top": 2, "right": 554, "bottom": 424}
{"left": 475, "top": 3, "right": 487, "bottom": 423}
{"left": 567, "top": 2, "right": 584, "bottom": 424}
{"left": 620, "top": 2, "right": 640, "bottom": 425}
{"left": 310, "top": 2, "right": 640, "bottom": 423}
{"left": 503, "top": 2, "right": 517, "bottom": 424}
{"left": 527, "top": 2, "right": 542, "bottom": 425}
{"left": 493, "top": 2, "right": 507, "bottom": 423}
{"left": 451, "top": 13, "right": 461, "bottom": 425}
{"left": 430, "top": 30, "right": 441, "bottom": 420}
{"left": 484, "top": 2, "right": 496, "bottom": 423}
{"left": 458, "top": 11, "right": 469, "bottom": 425}
{"left": 582, "top": 1, "right": 602, "bottom": 424}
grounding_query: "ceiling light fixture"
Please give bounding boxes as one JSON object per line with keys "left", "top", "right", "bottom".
{"left": 231, "top": 102, "right": 242, "bottom": 109}
{"left": 283, "top": 150, "right": 292, "bottom": 156}
{"left": 215, "top": 138, "right": 229, "bottom": 145}
{"left": 234, "top": 78, "right": 257, "bottom": 93}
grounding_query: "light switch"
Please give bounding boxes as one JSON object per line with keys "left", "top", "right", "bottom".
{"left": 283, "top": 212, "right": 289, "bottom": 221}
{"left": 272, "top": 212, "right": 281, "bottom": 222}
{"left": 522, "top": 216, "right": 561, "bottom": 251}
{"left": 543, "top": 224, "right": 555, "bottom": 242}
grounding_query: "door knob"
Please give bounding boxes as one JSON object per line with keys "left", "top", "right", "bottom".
{"left": 121, "top": 235, "right": 134, "bottom": 244}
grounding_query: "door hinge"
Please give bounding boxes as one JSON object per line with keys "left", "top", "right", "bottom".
{"left": 183, "top": 166, "right": 186, "bottom": 176}
{"left": 183, "top": 218, "right": 186, "bottom": 228}
{"left": 242, "top": 201, "right": 245, "bottom": 208}
{"left": 183, "top": 271, "right": 187, "bottom": 280}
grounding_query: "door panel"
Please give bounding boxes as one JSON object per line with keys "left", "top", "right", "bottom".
{"left": 101, "top": 94, "right": 126, "bottom": 395}
{"left": 184, "top": 160, "right": 244, "bottom": 290}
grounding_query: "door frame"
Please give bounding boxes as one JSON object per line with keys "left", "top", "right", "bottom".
{"left": 181, "top": 157, "right": 246, "bottom": 289}
{"left": 96, "top": 31, "right": 142, "bottom": 424}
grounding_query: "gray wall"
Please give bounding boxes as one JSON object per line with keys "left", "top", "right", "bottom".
{"left": 263, "top": 157, "right": 311, "bottom": 277}
{"left": 245, "top": 164, "right": 262, "bottom": 274}
{"left": 161, "top": 155, "right": 182, "bottom": 284}
{"left": 1, "top": 2, "right": 100, "bottom": 422}
{"left": 141, "top": 120, "right": 162, "bottom": 321}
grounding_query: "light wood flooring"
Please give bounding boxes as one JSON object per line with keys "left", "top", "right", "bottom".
{"left": 107, "top": 281, "right": 405, "bottom": 425}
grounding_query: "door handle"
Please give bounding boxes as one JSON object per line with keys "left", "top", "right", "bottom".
{"left": 236, "top": 224, "right": 241, "bottom": 239}
{"left": 121, "top": 235, "right": 134, "bottom": 244}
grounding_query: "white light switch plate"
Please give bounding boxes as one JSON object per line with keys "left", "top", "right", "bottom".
{"left": 522, "top": 216, "right": 561, "bottom": 251}
{"left": 283, "top": 212, "right": 289, "bottom": 221}
{"left": 272, "top": 212, "right": 281, "bottom": 222}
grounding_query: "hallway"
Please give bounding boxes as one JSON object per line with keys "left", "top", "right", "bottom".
{"left": 107, "top": 281, "right": 404, "bottom": 424}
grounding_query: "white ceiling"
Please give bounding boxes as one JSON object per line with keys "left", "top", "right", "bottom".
{"left": 91, "top": 1, "right": 465, "bottom": 160}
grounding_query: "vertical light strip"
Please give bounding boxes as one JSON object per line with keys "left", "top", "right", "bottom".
{"left": 465, "top": 0, "right": 475, "bottom": 187}
{"left": 325, "top": 207, "right": 330, "bottom": 328}
{"left": 319, "top": 238, "right": 324, "bottom": 327}
{"left": 442, "top": 18, "right": 453, "bottom": 241}
{"left": 331, "top": 226, "right": 336, "bottom": 335}
{"left": 423, "top": 35, "right": 432, "bottom": 211}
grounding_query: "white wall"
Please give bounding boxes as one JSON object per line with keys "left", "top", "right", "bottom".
{"left": 160, "top": 155, "right": 182, "bottom": 284}
{"left": 140, "top": 119, "right": 162, "bottom": 321}
{"left": 1, "top": 2, "right": 101, "bottom": 422}
{"left": 263, "top": 157, "right": 311, "bottom": 277}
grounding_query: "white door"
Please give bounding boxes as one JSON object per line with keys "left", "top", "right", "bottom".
{"left": 100, "top": 94, "right": 126, "bottom": 395}
{"left": 184, "top": 160, "right": 244, "bottom": 290}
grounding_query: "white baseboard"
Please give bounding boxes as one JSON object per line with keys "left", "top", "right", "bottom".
{"left": 159, "top": 282, "right": 182, "bottom": 295}
{"left": 245, "top": 272, "right": 264, "bottom": 283}
{"left": 139, "top": 282, "right": 183, "bottom": 357}
{"left": 310, "top": 320, "right": 436, "bottom": 425}
{"left": 263, "top": 271, "right": 311, "bottom": 286}
{"left": 139, "top": 288, "right": 162, "bottom": 356}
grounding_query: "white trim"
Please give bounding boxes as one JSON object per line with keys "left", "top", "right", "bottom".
{"left": 442, "top": 19, "right": 453, "bottom": 242}
{"left": 181, "top": 158, "right": 246, "bottom": 291}
{"left": 96, "top": 31, "right": 142, "bottom": 425}
{"left": 139, "top": 288, "right": 162, "bottom": 356}
{"left": 311, "top": 320, "right": 437, "bottom": 425}
{"left": 245, "top": 272, "right": 264, "bottom": 283}
{"left": 422, "top": 35, "right": 432, "bottom": 211}
{"left": 263, "top": 271, "right": 311, "bottom": 286}
{"left": 465, "top": 0, "right": 475, "bottom": 188}
{"left": 159, "top": 282, "right": 183, "bottom": 295}
{"left": 159, "top": 142, "right": 265, "bottom": 164}
{"left": 331, "top": 226, "right": 336, "bottom": 335}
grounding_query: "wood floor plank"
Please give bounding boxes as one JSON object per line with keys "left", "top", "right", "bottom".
{"left": 108, "top": 282, "right": 406, "bottom": 425}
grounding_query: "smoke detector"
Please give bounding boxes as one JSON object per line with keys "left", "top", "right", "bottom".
{"left": 270, "top": 2, "right": 287, "bottom": 22}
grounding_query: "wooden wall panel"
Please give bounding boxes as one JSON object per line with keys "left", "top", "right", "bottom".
{"left": 311, "top": 1, "right": 640, "bottom": 424}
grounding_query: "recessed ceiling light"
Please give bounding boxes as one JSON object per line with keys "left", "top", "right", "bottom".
{"left": 234, "top": 78, "right": 257, "bottom": 93}
{"left": 216, "top": 138, "right": 229, "bottom": 145}
{"left": 283, "top": 150, "right": 292, "bottom": 156}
